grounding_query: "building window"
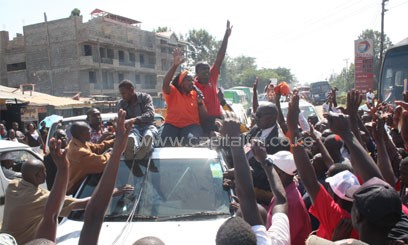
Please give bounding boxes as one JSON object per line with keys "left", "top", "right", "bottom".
{"left": 139, "top": 54, "right": 144, "bottom": 64}
{"left": 135, "top": 74, "right": 141, "bottom": 84}
{"left": 7, "top": 62, "right": 26, "bottom": 72}
{"left": 143, "top": 75, "right": 157, "bottom": 89}
{"left": 129, "top": 52, "right": 135, "bottom": 62}
{"left": 84, "top": 45, "right": 92, "bottom": 56}
{"left": 99, "top": 47, "right": 106, "bottom": 58}
{"left": 89, "top": 71, "right": 96, "bottom": 83}
{"left": 107, "top": 49, "right": 114, "bottom": 59}
{"left": 118, "top": 50, "right": 125, "bottom": 62}
{"left": 118, "top": 73, "right": 124, "bottom": 82}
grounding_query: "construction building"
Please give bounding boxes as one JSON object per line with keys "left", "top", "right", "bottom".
{"left": 0, "top": 9, "right": 187, "bottom": 104}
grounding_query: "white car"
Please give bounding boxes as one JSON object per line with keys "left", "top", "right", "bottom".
{"left": 56, "top": 147, "right": 232, "bottom": 244}
{"left": 0, "top": 140, "right": 43, "bottom": 223}
{"left": 279, "top": 99, "right": 322, "bottom": 123}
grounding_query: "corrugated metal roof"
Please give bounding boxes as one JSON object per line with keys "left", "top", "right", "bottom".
{"left": 0, "top": 85, "right": 91, "bottom": 109}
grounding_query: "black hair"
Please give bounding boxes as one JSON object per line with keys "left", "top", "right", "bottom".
{"left": 326, "top": 163, "right": 353, "bottom": 177}
{"left": 86, "top": 108, "right": 100, "bottom": 120}
{"left": 216, "top": 217, "right": 257, "bottom": 245}
{"left": 195, "top": 61, "right": 210, "bottom": 74}
{"left": 118, "top": 79, "right": 134, "bottom": 89}
{"left": 70, "top": 121, "right": 89, "bottom": 139}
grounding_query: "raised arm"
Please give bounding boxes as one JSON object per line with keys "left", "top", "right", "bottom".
{"left": 213, "top": 20, "right": 232, "bottom": 71}
{"left": 79, "top": 109, "right": 134, "bottom": 245}
{"left": 35, "top": 138, "right": 69, "bottom": 242}
{"left": 162, "top": 48, "right": 185, "bottom": 94}
{"left": 327, "top": 112, "right": 383, "bottom": 182}
{"left": 220, "top": 111, "right": 263, "bottom": 226}
{"left": 287, "top": 93, "right": 321, "bottom": 202}
{"left": 252, "top": 141, "right": 287, "bottom": 214}
{"left": 252, "top": 77, "right": 259, "bottom": 113}
{"left": 275, "top": 92, "right": 288, "bottom": 135}
{"left": 309, "top": 123, "right": 334, "bottom": 169}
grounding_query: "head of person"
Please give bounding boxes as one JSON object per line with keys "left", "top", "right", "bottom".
{"left": 265, "top": 80, "right": 275, "bottom": 102}
{"left": 54, "top": 129, "right": 68, "bottom": 149}
{"left": 119, "top": 80, "right": 136, "bottom": 103}
{"left": 324, "top": 134, "right": 344, "bottom": 162}
{"left": 70, "top": 122, "right": 91, "bottom": 143}
{"left": 0, "top": 123, "right": 5, "bottom": 135}
{"left": 40, "top": 121, "right": 46, "bottom": 128}
{"left": 325, "top": 168, "right": 359, "bottom": 212}
{"left": 21, "top": 159, "right": 46, "bottom": 187}
{"left": 26, "top": 123, "right": 35, "bottom": 132}
{"left": 368, "top": 88, "right": 372, "bottom": 93}
{"left": 351, "top": 178, "right": 402, "bottom": 239}
{"left": 195, "top": 61, "right": 210, "bottom": 83}
{"left": 133, "top": 236, "right": 165, "bottom": 245}
{"left": 254, "top": 102, "right": 278, "bottom": 129}
{"left": 269, "top": 150, "right": 297, "bottom": 186}
{"left": 11, "top": 122, "right": 19, "bottom": 131}
{"left": 7, "top": 129, "right": 15, "bottom": 140}
{"left": 86, "top": 108, "right": 102, "bottom": 128}
{"left": 1, "top": 152, "right": 15, "bottom": 169}
{"left": 311, "top": 153, "right": 328, "bottom": 179}
{"left": 172, "top": 70, "right": 194, "bottom": 94}
{"left": 399, "top": 157, "right": 408, "bottom": 186}
{"left": 216, "top": 216, "right": 257, "bottom": 245}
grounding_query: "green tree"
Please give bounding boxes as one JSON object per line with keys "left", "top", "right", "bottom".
{"left": 272, "top": 67, "right": 296, "bottom": 84}
{"left": 358, "top": 29, "right": 392, "bottom": 88}
{"left": 153, "top": 27, "right": 172, "bottom": 33}
{"left": 329, "top": 63, "right": 355, "bottom": 94}
{"left": 185, "top": 29, "right": 218, "bottom": 65}
{"left": 70, "top": 8, "right": 81, "bottom": 17}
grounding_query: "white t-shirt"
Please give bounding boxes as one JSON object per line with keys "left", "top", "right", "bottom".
{"left": 251, "top": 213, "right": 290, "bottom": 245}
{"left": 366, "top": 92, "right": 375, "bottom": 103}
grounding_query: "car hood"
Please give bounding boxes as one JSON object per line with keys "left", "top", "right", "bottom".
{"left": 57, "top": 217, "right": 228, "bottom": 244}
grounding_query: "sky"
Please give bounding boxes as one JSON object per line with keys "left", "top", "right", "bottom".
{"left": 1, "top": 0, "right": 408, "bottom": 84}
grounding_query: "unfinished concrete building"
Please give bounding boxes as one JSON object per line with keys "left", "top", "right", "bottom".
{"left": 0, "top": 9, "right": 187, "bottom": 102}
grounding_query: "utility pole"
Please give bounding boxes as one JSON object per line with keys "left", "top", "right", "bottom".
{"left": 380, "top": 0, "right": 389, "bottom": 67}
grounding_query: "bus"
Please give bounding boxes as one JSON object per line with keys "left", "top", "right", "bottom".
{"left": 378, "top": 38, "right": 408, "bottom": 103}
{"left": 309, "top": 81, "right": 331, "bottom": 105}
{"left": 223, "top": 89, "right": 249, "bottom": 111}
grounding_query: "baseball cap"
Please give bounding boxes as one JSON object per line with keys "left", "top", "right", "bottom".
{"left": 267, "top": 151, "right": 297, "bottom": 176}
{"left": 306, "top": 235, "right": 368, "bottom": 245}
{"left": 325, "top": 170, "right": 360, "bottom": 202}
{"left": 352, "top": 177, "right": 402, "bottom": 227}
{"left": 0, "top": 233, "right": 17, "bottom": 245}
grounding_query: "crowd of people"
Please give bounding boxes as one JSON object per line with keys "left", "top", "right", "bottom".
{"left": 0, "top": 19, "right": 408, "bottom": 245}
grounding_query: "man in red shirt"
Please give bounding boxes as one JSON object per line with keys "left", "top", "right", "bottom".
{"left": 194, "top": 20, "right": 232, "bottom": 136}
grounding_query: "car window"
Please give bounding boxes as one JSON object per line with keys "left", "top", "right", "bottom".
{"left": 70, "top": 157, "right": 230, "bottom": 221}
{"left": 0, "top": 150, "right": 39, "bottom": 179}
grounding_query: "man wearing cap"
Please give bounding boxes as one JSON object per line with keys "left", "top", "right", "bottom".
{"left": 252, "top": 146, "right": 311, "bottom": 245}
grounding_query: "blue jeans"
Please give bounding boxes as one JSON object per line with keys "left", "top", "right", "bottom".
{"left": 129, "top": 124, "right": 158, "bottom": 150}
{"left": 160, "top": 123, "right": 203, "bottom": 147}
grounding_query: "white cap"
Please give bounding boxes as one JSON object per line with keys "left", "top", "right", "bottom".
{"left": 267, "top": 151, "right": 297, "bottom": 176}
{"left": 325, "top": 170, "right": 360, "bottom": 202}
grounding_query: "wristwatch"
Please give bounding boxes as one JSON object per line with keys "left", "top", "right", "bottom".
{"left": 263, "top": 157, "right": 274, "bottom": 167}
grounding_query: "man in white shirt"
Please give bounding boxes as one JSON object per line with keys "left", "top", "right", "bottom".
{"left": 366, "top": 88, "right": 375, "bottom": 105}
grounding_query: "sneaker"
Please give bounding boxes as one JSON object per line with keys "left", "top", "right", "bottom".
{"left": 135, "top": 135, "right": 153, "bottom": 160}
{"left": 124, "top": 137, "right": 135, "bottom": 161}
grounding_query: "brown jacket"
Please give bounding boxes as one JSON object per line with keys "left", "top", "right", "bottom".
{"left": 66, "top": 137, "right": 114, "bottom": 194}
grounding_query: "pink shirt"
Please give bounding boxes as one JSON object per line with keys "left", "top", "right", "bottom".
{"left": 266, "top": 182, "right": 312, "bottom": 245}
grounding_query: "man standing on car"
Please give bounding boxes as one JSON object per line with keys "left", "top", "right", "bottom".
{"left": 117, "top": 80, "right": 157, "bottom": 160}
{"left": 194, "top": 20, "right": 232, "bottom": 136}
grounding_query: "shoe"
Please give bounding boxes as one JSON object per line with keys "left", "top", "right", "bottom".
{"left": 135, "top": 135, "right": 153, "bottom": 160}
{"left": 124, "top": 137, "right": 135, "bottom": 161}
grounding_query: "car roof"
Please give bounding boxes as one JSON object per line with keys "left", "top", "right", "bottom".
{"left": 0, "top": 140, "right": 31, "bottom": 150}
{"left": 59, "top": 112, "right": 117, "bottom": 122}
{"left": 279, "top": 99, "right": 313, "bottom": 108}
{"left": 151, "top": 147, "right": 218, "bottom": 159}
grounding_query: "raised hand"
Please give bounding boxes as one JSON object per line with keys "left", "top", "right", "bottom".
{"left": 251, "top": 139, "right": 267, "bottom": 165}
{"left": 226, "top": 20, "right": 233, "bottom": 37}
{"left": 49, "top": 137, "right": 68, "bottom": 169}
{"left": 327, "top": 111, "right": 352, "bottom": 137}
{"left": 219, "top": 111, "right": 241, "bottom": 138}
{"left": 287, "top": 93, "right": 300, "bottom": 134}
{"left": 371, "top": 116, "right": 386, "bottom": 143}
{"left": 116, "top": 109, "right": 134, "bottom": 152}
{"left": 253, "top": 77, "right": 258, "bottom": 93}
{"left": 172, "top": 48, "right": 186, "bottom": 67}
{"left": 345, "top": 90, "right": 363, "bottom": 118}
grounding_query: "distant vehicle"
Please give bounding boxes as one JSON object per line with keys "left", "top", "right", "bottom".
{"left": 279, "top": 99, "right": 322, "bottom": 123}
{"left": 230, "top": 86, "right": 253, "bottom": 109}
{"left": 310, "top": 81, "right": 331, "bottom": 105}
{"left": 296, "top": 85, "right": 311, "bottom": 102}
{"left": 45, "top": 113, "right": 165, "bottom": 153}
{"left": 379, "top": 39, "right": 408, "bottom": 103}
{"left": 56, "top": 147, "right": 232, "bottom": 244}
{"left": 0, "top": 141, "right": 44, "bottom": 223}
{"left": 223, "top": 89, "right": 249, "bottom": 111}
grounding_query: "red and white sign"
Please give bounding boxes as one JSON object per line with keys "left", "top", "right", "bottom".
{"left": 354, "top": 39, "right": 374, "bottom": 92}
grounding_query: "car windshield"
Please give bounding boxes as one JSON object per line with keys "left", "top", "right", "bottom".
{"left": 69, "top": 157, "right": 231, "bottom": 221}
